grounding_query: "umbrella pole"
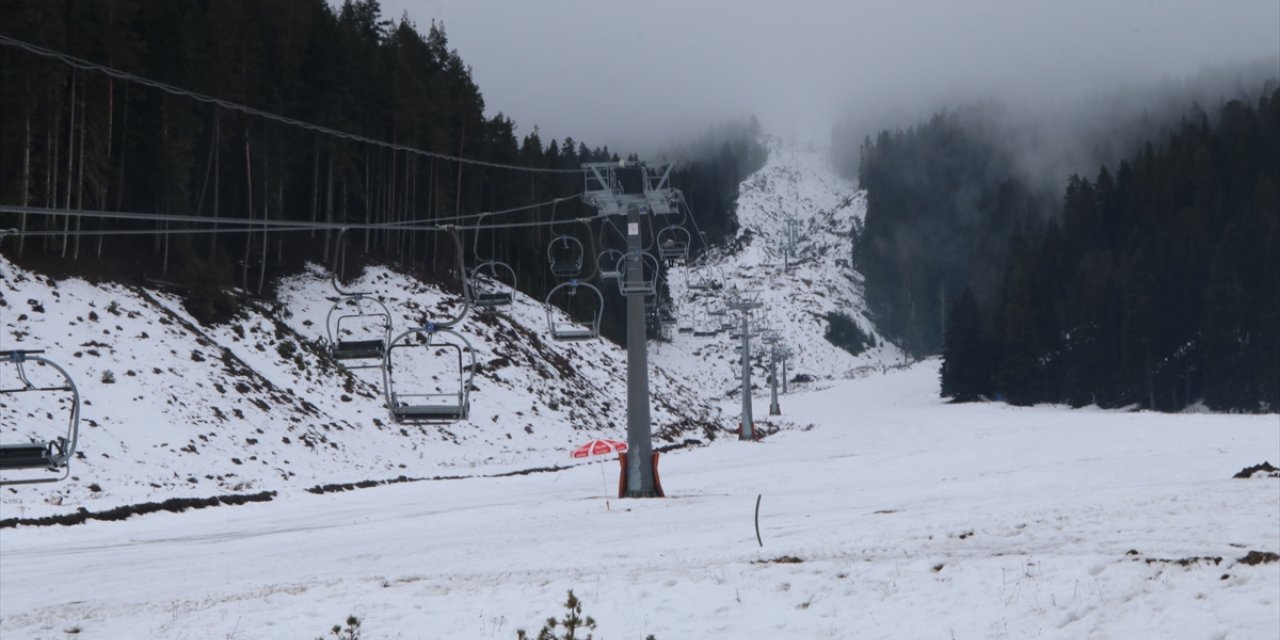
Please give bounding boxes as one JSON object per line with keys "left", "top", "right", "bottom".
{"left": 599, "top": 458, "right": 610, "bottom": 511}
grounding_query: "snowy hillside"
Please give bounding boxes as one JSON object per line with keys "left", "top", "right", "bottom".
{"left": 0, "top": 257, "right": 717, "bottom": 519}
{"left": 654, "top": 141, "right": 904, "bottom": 399}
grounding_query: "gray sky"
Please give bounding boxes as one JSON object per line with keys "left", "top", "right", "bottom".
{"left": 374, "top": 0, "right": 1280, "bottom": 152}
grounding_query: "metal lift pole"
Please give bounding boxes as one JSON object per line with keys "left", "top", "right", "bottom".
{"left": 768, "top": 346, "right": 781, "bottom": 415}
{"left": 624, "top": 203, "right": 657, "bottom": 496}
{"left": 739, "top": 310, "right": 753, "bottom": 440}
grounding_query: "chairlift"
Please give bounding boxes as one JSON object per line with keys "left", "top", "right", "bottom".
{"left": 547, "top": 202, "right": 595, "bottom": 281}
{"left": 0, "top": 350, "right": 81, "bottom": 485}
{"left": 615, "top": 251, "right": 660, "bottom": 296}
{"left": 469, "top": 212, "right": 518, "bottom": 310}
{"left": 470, "top": 261, "right": 517, "bottom": 309}
{"left": 383, "top": 326, "right": 475, "bottom": 424}
{"left": 326, "top": 228, "right": 393, "bottom": 367}
{"left": 596, "top": 249, "right": 624, "bottom": 283}
{"left": 545, "top": 280, "right": 605, "bottom": 341}
{"left": 688, "top": 265, "right": 723, "bottom": 292}
{"left": 325, "top": 293, "right": 393, "bottom": 364}
{"left": 656, "top": 225, "right": 692, "bottom": 263}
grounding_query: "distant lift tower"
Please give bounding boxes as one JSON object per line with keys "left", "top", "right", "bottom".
{"left": 582, "top": 161, "right": 680, "bottom": 497}
{"left": 727, "top": 290, "right": 765, "bottom": 440}
{"left": 764, "top": 332, "right": 782, "bottom": 416}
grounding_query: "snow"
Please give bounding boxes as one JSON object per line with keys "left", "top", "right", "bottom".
{"left": 2, "top": 361, "right": 1276, "bottom": 639}
{"left": 2, "top": 142, "right": 1277, "bottom": 639}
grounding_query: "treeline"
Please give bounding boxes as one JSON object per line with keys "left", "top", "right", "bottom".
{"left": 0, "top": 0, "right": 614, "bottom": 301}
{"left": 942, "top": 92, "right": 1279, "bottom": 412}
{"left": 853, "top": 103, "right": 1052, "bottom": 356}
{"left": 0, "top": 0, "right": 764, "bottom": 341}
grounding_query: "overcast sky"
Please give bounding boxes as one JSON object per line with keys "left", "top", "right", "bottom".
{"left": 372, "top": 0, "right": 1280, "bottom": 153}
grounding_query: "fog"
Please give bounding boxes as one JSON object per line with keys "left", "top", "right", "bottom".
{"left": 375, "top": 0, "right": 1279, "bottom": 153}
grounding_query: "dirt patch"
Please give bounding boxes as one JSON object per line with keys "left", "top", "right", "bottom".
{"left": 754, "top": 555, "right": 804, "bottom": 565}
{"left": 1142, "top": 556, "right": 1222, "bottom": 567}
{"left": 1233, "top": 461, "right": 1280, "bottom": 479}
{"left": 1238, "top": 551, "right": 1280, "bottom": 566}
{"left": 0, "top": 491, "right": 276, "bottom": 528}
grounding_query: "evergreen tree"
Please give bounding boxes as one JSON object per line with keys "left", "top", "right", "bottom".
{"left": 940, "top": 288, "right": 990, "bottom": 402}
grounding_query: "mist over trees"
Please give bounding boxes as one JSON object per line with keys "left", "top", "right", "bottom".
{"left": 852, "top": 103, "right": 1052, "bottom": 356}
{"left": 939, "top": 91, "right": 1279, "bottom": 412}
{"left": 0, "top": 0, "right": 764, "bottom": 342}
{"left": 842, "top": 65, "right": 1278, "bottom": 412}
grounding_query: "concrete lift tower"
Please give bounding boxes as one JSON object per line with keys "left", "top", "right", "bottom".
{"left": 582, "top": 161, "right": 679, "bottom": 497}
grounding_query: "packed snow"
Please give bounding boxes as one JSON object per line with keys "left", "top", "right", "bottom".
{"left": 2, "top": 361, "right": 1276, "bottom": 639}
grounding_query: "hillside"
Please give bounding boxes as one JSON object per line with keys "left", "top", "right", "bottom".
{"left": 0, "top": 257, "right": 718, "bottom": 519}
{"left": 654, "top": 141, "right": 904, "bottom": 398}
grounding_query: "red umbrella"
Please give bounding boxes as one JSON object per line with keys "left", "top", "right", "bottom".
{"left": 571, "top": 438, "right": 628, "bottom": 459}
{"left": 572, "top": 438, "right": 627, "bottom": 510}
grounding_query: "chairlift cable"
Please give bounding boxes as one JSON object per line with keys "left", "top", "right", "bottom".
{"left": 0, "top": 34, "right": 588, "bottom": 175}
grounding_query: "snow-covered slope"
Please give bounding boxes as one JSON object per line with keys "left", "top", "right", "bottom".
{"left": 0, "top": 258, "right": 717, "bottom": 518}
{"left": 3, "top": 361, "right": 1275, "bottom": 639}
{"left": 654, "top": 141, "right": 904, "bottom": 399}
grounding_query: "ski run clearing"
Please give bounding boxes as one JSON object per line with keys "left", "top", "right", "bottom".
{"left": 2, "top": 144, "right": 1278, "bottom": 639}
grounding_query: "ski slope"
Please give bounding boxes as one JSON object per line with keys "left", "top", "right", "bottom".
{"left": 2, "top": 142, "right": 1277, "bottom": 639}
{"left": 2, "top": 361, "right": 1276, "bottom": 639}
{"left": 654, "top": 141, "right": 904, "bottom": 399}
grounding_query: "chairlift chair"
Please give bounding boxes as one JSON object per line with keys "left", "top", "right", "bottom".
{"left": 383, "top": 326, "right": 475, "bottom": 424}
{"left": 325, "top": 293, "right": 393, "bottom": 365}
{"left": 596, "top": 249, "right": 624, "bottom": 283}
{"left": 656, "top": 225, "right": 692, "bottom": 263}
{"left": 470, "top": 261, "right": 517, "bottom": 309}
{"left": 614, "top": 251, "right": 660, "bottom": 296}
{"left": 545, "top": 280, "right": 605, "bottom": 341}
{"left": 469, "top": 212, "right": 518, "bottom": 310}
{"left": 688, "top": 265, "right": 722, "bottom": 292}
{"left": 0, "top": 350, "right": 81, "bottom": 485}
{"left": 326, "top": 227, "right": 393, "bottom": 366}
{"left": 548, "top": 235, "right": 585, "bottom": 279}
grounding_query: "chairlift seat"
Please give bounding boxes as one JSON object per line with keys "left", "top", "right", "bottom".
{"left": 551, "top": 262, "right": 583, "bottom": 279}
{"left": 475, "top": 292, "right": 514, "bottom": 307}
{"left": 391, "top": 402, "right": 469, "bottom": 422}
{"left": 0, "top": 441, "right": 63, "bottom": 471}
{"left": 333, "top": 339, "right": 386, "bottom": 360}
{"left": 552, "top": 327, "right": 598, "bottom": 341}
{"left": 658, "top": 241, "right": 689, "bottom": 261}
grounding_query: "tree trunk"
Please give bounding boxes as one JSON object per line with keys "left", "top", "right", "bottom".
{"left": 62, "top": 73, "right": 76, "bottom": 257}
{"left": 257, "top": 128, "right": 268, "bottom": 295}
{"left": 243, "top": 125, "right": 254, "bottom": 290}
{"left": 74, "top": 85, "right": 86, "bottom": 259}
{"left": 363, "top": 148, "right": 371, "bottom": 254}
{"left": 310, "top": 141, "right": 319, "bottom": 240}
{"left": 323, "top": 149, "right": 333, "bottom": 263}
{"left": 209, "top": 109, "right": 220, "bottom": 260}
{"left": 19, "top": 104, "right": 31, "bottom": 256}
{"left": 114, "top": 81, "right": 130, "bottom": 213}
{"left": 45, "top": 81, "right": 56, "bottom": 252}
